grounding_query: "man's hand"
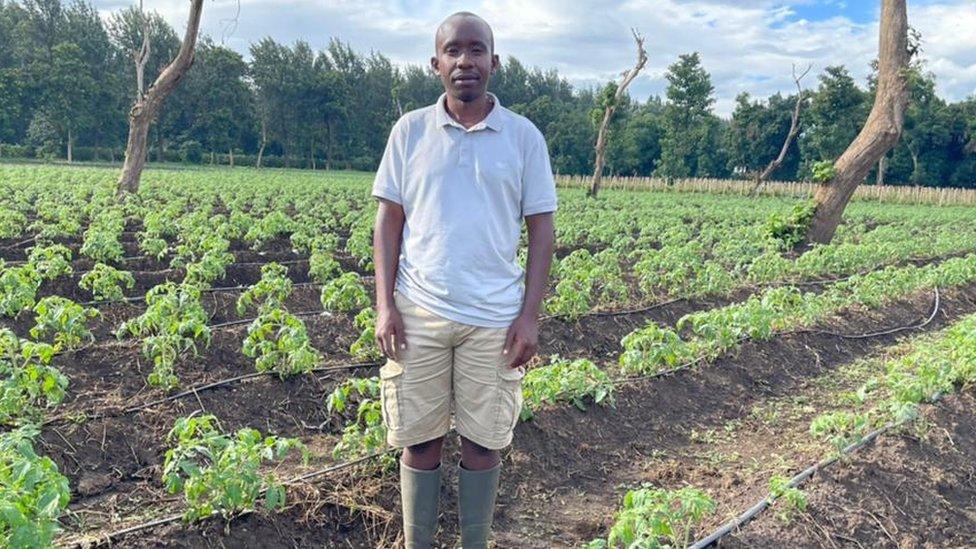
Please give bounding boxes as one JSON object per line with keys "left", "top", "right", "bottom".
{"left": 502, "top": 313, "right": 538, "bottom": 369}
{"left": 375, "top": 304, "right": 407, "bottom": 360}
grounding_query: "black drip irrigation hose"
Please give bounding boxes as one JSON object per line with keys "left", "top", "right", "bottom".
{"left": 43, "top": 360, "right": 383, "bottom": 426}
{"left": 689, "top": 417, "right": 906, "bottom": 548}
{"left": 792, "top": 286, "right": 940, "bottom": 339}
{"left": 209, "top": 309, "right": 330, "bottom": 329}
{"left": 75, "top": 281, "right": 329, "bottom": 307}
{"left": 56, "top": 449, "right": 395, "bottom": 548}
{"left": 540, "top": 297, "right": 684, "bottom": 321}
{"left": 602, "top": 291, "right": 942, "bottom": 392}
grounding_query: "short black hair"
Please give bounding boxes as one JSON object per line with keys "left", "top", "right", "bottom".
{"left": 434, "top": 11, "right": 494, "bottom": 54}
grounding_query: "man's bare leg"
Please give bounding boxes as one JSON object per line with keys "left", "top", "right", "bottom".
{"left": 403, "top": 436, "right": 446, "bottom": 470}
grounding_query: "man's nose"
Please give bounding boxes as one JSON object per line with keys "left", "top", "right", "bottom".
{"left": 457, "top": 51, "right": 474, "bottom": 67}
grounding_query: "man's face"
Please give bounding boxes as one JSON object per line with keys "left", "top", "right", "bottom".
{"left": 431, "top": 18, "right": 500, "bottom": 102}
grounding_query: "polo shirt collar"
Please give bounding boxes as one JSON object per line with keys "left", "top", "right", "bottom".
{"left": 436, "top": 92, "right": 504, "bottom": 132}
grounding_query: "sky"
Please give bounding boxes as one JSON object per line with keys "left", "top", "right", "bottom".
{"left": 91, "top": 0, "right": 976, "bottom": 117}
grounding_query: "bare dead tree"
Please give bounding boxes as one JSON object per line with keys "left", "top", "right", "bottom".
{"left": 750, "top": 63, "right": 811, "bottom": 196}
{"left": 256, "top": 118, "right": 267, "bottom": 168}
{"left": 587, "top": 28, "right": 647, "bottom": 199}
{"left": 133, "top": 0, "right": 150, "bottom": 100}
{"left": 116, "top": 0, "right": 204, "bottom": 198}
{"left": 804, "top": 0, "right": 909, "bottom": 245}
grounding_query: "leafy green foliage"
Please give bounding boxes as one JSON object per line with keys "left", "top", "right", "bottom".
{"left": 326, "top": 377, "right": 380, "bottom": 416}
{"left": 520, "top": 356, "right": 614, "bottom": 420}
{"left": 349, "top": 308, "right": 381, "bottom": 361}
{"left": 244, "top": 211, "right": 295, "bottom": 250}
{"left": 0, "top": 426, "right": 71, "bottom": 548}
{"left": 308, "top": 252, "right": 341, "bottom": 284}
{"left": 79, "top": 210, "right": 125, "bottom": 263}
{"left": 326, "top": 377, "right": 390, "bottom": 465}
{"left": 162, "top": 414, "right": 307, "bottom": 522}
{"left": 0, "top": 330, "right": 67, "bottom": 424}
{"left": 811, "top": 160, "right": 837, "bottom": 183}
{"left": 619, "top": 323, "right": 694, "bottom": 375}
{"left": 546, "top": 249, "right": 628, "bottom": 320}
{"left": 26, "top": 244, "right": 72, "bottom": 281}
{"left": 79, "top": 263, "right": 135, "bottom": 301}
{"left": 243, "top": 307, "right": 321, "bottom": 377}
{"left": 768, "top": 475, "right": 807, "bottom": 524}
{"left": 809, "top": 411, "right": 869, "bottom": 454}
{"left": 29, "top": 296, "right": 98, "bottom": 350}
{"left": 320, "top": 272, "right": 370, "bottom": 313}
{"left": 236, "top": 262, "right": 293, "bottom": 315}
{"left": 764, "top": 200, "right": 816, "bottom": 249}
{"left": 0, "top": 266, "right": 41, "bottom": 317}
{"left": 117, "top": 282, "right": 211, "bottom": 390}
{"left": 587, "top": 485, "right": 716, "bottom": 548}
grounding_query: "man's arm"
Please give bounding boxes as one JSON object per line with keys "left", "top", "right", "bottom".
{"left": 373, "top": 197, "right": 407, "bottom": 360}
{"left": 503, "top": 212, "right": 555, "bottom": 369}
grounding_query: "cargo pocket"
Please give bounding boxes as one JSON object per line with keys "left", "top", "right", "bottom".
{"left": 379, "top": 360, "right": 404, "bottom": 431}
{"left": 495, "top": 364, "right": 526, "bottom": 434}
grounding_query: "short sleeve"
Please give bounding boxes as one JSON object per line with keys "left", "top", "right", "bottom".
{"left": 521, "top": 129, "right": 558, "bottom": 217}
{"left": 371, "top": 119, "right": 406, "bottom": 204}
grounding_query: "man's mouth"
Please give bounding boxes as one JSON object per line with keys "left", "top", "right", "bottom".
{"left": 453, "top": 75, "right": 480, "bottom": 84}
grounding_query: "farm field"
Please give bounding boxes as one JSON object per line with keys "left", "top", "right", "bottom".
{"left": 2, "top": 163, "right": 976, "bottom": 547}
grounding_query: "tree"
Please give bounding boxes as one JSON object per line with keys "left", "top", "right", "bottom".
{"left": 0, "top": 1, "right": 27, "bottom": 146}
{"left": 117, "top": 0, "right": 203, "bottom": 196}
{"left": 805, "top": 0, "right": 910, "bottom": 245}
{"left": 588, "top": 28, "right": 647, "bottom": 198}
{"left": 750, "top": 65, "right": 810, "bottom": 193}
{"left": 107, "top": 5, "right": 181, "bottom": 161}
{"left": 39, "top": 41, "right": 97, "bottom": 161}
{"left": 886, "top": 65, "right": 953, "bottom": 186}
{"left": 655, "top": 52, "right": 718, "bottom": 181}
{"left": 605, "top": 96, "right": 663, "bottom": 177}
{"left": 173, "top": 40, "right": 254, "bottom": 165}
{"left": 799, "top": 65, "right": 868, "bottom": 177}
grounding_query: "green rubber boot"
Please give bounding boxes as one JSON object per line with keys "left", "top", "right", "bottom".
{"left": 458, "top": 461, "right": 501, "bottom": 549}
{"left": 400, "top": 460, "right": 442, "bottom": 549}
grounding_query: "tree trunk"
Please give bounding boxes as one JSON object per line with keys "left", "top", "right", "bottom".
{"left": 256, "top": 119, "right": 266, "bottom": 168}
{"left": 66, "top": 128, "right": 73, "bottom": 163}
{"left": 155, "top": 129, "right": 164, "bottom": 163}
{"left": 588, "top": 29, "right": 647, "bottom": 199}
{"left": 877, "top": 156, "right": 887, "bottom": 185}
{"left": 310, "top": 142, "right": 316, "bottom": 170}
{"left": 909, "top": 147, "right": 919, "bottom": 183}
{"left": 116, "top": 0, "right": 204, "bottom": 198}
{"left": 589, "top": 113, "right": 611, "bottom": 197}
{"left": 805, "top": 0, "right": 908, "bottom": 245}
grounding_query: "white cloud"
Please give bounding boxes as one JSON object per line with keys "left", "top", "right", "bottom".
{"left": 93, "top": 0, "right": 976, "bottom": 116}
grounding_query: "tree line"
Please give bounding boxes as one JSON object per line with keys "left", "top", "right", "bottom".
{"left": 1, "top": 0, "right": 974, "bottom": 187}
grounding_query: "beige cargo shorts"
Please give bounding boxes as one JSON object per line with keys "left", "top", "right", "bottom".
{"left": 379, "top": 291, "right": 525, "bottom": 450}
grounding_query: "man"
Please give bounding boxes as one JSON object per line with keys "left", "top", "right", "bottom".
{"left": 371, "top": 11, "right": 557, "bottom": 549}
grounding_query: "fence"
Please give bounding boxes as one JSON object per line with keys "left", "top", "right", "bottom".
{"left": 555, "top": 175, "right": 976, "bottom": 206}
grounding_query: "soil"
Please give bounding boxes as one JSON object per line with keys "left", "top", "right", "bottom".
{"left": 6, "top": 227, "right": 975, "bottom": 548}
{"left": 725, "top": 390, "right": 976, "bottom": 548}
{"left": 54, "top": 278, "right": 976, "bottom": 548}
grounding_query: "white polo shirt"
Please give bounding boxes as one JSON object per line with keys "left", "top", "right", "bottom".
{"left": 371, "top": 91, "right": 558, "bottom": 328}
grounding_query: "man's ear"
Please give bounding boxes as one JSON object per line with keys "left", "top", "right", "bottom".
{"left": 491, "top": 54, "right": 500, "bottom": 73}
{"left": 430, "top": 56, "right": 439, "bottom": 75}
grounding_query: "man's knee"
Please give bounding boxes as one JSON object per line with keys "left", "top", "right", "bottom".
{"left": 460, "top": 436, "right": 500, "bottom": 469}
{"left": 403, "top": 436, "right": 445, "bottom": 469}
